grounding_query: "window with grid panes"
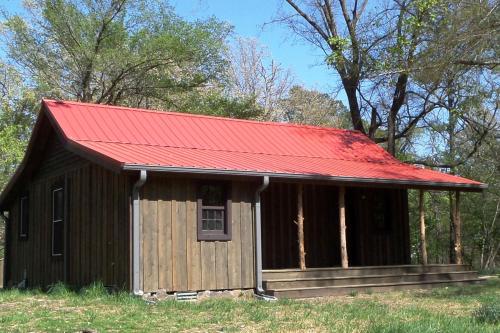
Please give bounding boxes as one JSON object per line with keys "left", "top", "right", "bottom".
{"left": 197, "top": 182, "right": 231, "bottom": 241}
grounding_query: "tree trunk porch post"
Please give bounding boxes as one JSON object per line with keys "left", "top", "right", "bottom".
{"left": 297, "top": 183, "right": 306, "bottom": 270}
{"left": 419, "top": 189, "right": 428, "bottom": 265}
{"left": 453, "top": 190, "right": 463, "bottom": 264}
{"left": 339, "top": 186, "right": 348, "bottom": 268}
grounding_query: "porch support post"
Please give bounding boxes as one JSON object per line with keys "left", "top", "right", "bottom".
{"left": 339, "top": 186, "right": 348, "bottom": 268}
{"left": 419, "top": 190, "right": 428, "bottom": 265}
{"left": 453, "top": 190, "right": 463, "bottom": 264}
{"left": 297, "top": 183, "right": 306, "bottom": 270}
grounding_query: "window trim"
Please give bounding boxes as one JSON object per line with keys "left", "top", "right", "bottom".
{"left": 51, "top": 186, "right": 65, "bottom": 257}
{"left": 19, "top": 195, "right": 29, "bottom": 240}
{"left": 197, "top": 181, "right": 232, "bottom": 241}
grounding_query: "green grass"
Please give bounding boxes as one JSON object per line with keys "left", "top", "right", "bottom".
{"left": 0, "top": 279, "right": 498, "bottom": 332}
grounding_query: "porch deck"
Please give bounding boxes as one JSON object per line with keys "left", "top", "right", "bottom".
{"left": 263, "top": 264, "right": 485, "bottom": 298}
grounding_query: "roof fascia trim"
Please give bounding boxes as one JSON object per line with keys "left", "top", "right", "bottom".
{"left": 122, "top": 164, "right": 487, "bottom": 192}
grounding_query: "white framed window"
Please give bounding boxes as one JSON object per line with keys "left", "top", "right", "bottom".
{"left": 52, "top": 187, "right": 64, "bottom": 256}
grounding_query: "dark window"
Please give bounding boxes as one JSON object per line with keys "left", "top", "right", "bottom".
{"left": 373, "top": 192, "right": 391, "bottom": 232}
{"left": 197, "top": 182, "right": 231, "bottom": 241}
{"left": 19, "top": 196, "right": 29, "bottom": 239}
{"left": 52, "top": 187, "right": 65, "bottom": 256}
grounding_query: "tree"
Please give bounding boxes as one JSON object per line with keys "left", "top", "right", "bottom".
{"left": 174, "top": 89, "right": 263, "bottom": 120}
{"left": 281, "top": 85, "right": 350, "bottom": 127}
{"left": 227, "top": 37, "right": 294, "bottom": 120}
{"left": 277, "top": 0, "right": 498, "bottom": 155}
{"left": 0, "top": 63, "right": 38, "bottom": 190}
{"left": 2, "top": 0, "right": 232, "bottom": 109}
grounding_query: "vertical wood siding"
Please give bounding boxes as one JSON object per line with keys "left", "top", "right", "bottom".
{"left": 5, "top": 133, "right": 131, "bottom": 289}
{"left": 262, "top": 183, "right": 410, "bottom": 269}
{"left": 140, "top": 176, "right": 255, "bottom": 292}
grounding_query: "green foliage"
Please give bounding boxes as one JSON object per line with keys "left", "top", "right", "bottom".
{"left": 177, "top": 90, "right": 264, "bottom": 120}
{"left": 281, "top": 85, "right": 350, "bottom": 128}
{"left": 47, "top": 281, "right": 73, "bottom": 297}
{"left": 2, "top": 0, "right": 232, "bottom": 106}
{"left": 326, "top": 36, "right": 350, "bottom": 67}
{"left": 0, "top": 63, "right": 38, "bottom": 191}
{"left": 473, "top": 302, "right": 500, "bottom": 325}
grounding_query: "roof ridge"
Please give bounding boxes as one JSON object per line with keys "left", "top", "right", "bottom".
{"left": 42, "top": 98, "right": 364, "bottom": 135}
{"left": 78, "top": 138, "right": 403, "bottom": 165}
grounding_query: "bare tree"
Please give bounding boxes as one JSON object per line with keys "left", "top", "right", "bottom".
{"left": 228, "top": 37, "right": 294, "bottom": 120}
{"left": 275, "top": 0, "right": 498, "bottom": 155}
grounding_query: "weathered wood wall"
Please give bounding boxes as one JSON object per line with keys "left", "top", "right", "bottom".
{"left": 262, "top": 183, "right": 410, "bottom": 269}
{"left": 5, "top": 132, "right": 131, "bottom": 289}
{"left": 140, "top": 176, "right": 255, "bottom": 292}
{"left": 347, "top": 187, "right": 411, "bottom": 266}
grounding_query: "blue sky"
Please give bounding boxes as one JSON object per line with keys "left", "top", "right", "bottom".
{"left": 1, "top": 0, "right": 341, "bottom": 95}
{"left": 172, "top": 0, "right": 339, "bottom": 92}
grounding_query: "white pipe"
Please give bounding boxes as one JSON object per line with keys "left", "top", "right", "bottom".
{"left": 132, "top": 170, "right": 147, "bottom": 295}
{"left": 254, "top": 176, "right": 269, "bottom": 295}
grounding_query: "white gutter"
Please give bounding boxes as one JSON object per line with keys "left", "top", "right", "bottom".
{"left": 132, "top": 170, "right": 147, "bottom": 295}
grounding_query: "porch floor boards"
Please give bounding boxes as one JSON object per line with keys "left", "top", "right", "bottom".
{"left": 262, "top": 264, "right": 485, "bottom": 299}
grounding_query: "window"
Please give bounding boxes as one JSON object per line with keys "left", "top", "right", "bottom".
{"left": 19, "top": 196, "right": 29, "bottom": 239}
{"left": 197, "top": 182, "right": 231, "bottom": 241}
{"left": 373, "top": 192, "right": 391, "bottom": 232}
{"left": 52, "top": 187, "right": 65, "bottom": 256}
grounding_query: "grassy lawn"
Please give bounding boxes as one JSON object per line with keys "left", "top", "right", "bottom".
{"left": 0, "top": 279, "right": 498, "bottom": 332}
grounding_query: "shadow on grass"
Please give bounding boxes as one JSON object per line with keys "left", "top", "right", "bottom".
{"left": 412, "top": 278, "right": 499, "bottom": 300}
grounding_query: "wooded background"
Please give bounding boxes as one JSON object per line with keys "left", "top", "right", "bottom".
{"left": 0, "top": 0, "right": 497, "bottom": 271}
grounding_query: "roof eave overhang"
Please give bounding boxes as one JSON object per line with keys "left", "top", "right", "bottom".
{"left": 122, "top": 164, "right": 487, "bottom": 192}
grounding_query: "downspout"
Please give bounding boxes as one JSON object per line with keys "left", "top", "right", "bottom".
{"left": 132, "top": 170, "right": 147, "bottom": 295}
{"left": 254, "top": 176, "right": 276, "bottom": 300}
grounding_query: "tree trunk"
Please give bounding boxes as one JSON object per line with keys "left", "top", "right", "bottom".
{"left": 339, "top": 186, "right": 348, "bottom": 268}
{"left": 449, "top": 192, "right": 456, "bottom": 263}
{"left": 419, "top": 190, "right": 428, "bottom": 265}
{"left": 387, "top": 73, "right": 408, "bottom": 156}
{"left": 453, "top": 191, "right": 463, "bottom": 264}
{"left": 341, "top": 78, "right": 365, "bottom": 134}
{"left": 297, "top": 184, "right": 306, "bottom": 270}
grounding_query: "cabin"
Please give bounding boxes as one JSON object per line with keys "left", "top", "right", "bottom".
{"left": 0, "top": 100, "right": 486, "bottom": 298}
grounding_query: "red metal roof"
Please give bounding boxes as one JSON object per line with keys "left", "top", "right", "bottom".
{"left": 42, "top": 99, "right": 484, "bottom": 189}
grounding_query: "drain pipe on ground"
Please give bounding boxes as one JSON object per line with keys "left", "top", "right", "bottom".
{"left": 253, "top": 176, "right": 276, "bottom": 301}
{"left": 132, "top": 170, "right": 147, "bottom": 296}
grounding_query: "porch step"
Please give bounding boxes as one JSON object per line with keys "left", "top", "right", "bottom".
{"left": 263, "top": 271, "right": 478, "bottom": 290}
{"left": 263, "top": 264, "right": 471, "bottom": 280}
{"left": 267, "top": 277, "right": 487, "bottom": 299}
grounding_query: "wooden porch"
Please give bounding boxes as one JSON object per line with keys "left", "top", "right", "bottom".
{"left": 259, "top": 182, "right": 483, "bottom": 298}
{"left": 263, "top": 264, "right": 484, "bottom": 298}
